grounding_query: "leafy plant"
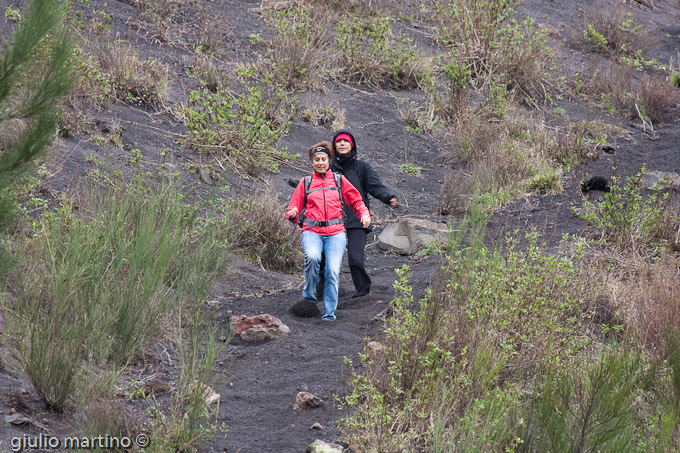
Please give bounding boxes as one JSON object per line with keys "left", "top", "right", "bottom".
{"left": 576, "top": 168, "right": 678, "bottom": 249}
{"left": 399, "top": 163, "right": 422, "bottom": 175}
{"left": 335, "top": 14, "right": 428, "bottom": 89}
{"left": 3, "top": 175, "right": 227, "bottom": 411}
{"left": 182, "top": 68, "right": 297, "bottom": 177}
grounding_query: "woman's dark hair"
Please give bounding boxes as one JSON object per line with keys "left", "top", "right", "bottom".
{"left": 308, "top": 141, "right": 334, "bottom": 160}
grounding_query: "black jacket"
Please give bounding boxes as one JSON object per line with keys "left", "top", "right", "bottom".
{"left": 331, "top": 129, "right": 394, "bottom": 231}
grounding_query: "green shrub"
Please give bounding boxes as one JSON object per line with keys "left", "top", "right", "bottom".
{"left": 525, "top": 349, "right": 647, "bottom": 452}
{"left": 431, "top": 0, "right": 555, "bottom": 103}
{"left": 576, "top": 168, "right": 679, "bottom": 250}
{"left": 261, "top": 3, "right": 333, "bottom": 89}
{"left": 182, "top": 68, "right": 297, "bottom": 177}
{"left": 342, "top": 217, "right": 680, "bottom": 451}
{"left": 340, "top": 215, "right": 601, "bottom": 451}
{"left": 3, "top": 176, "right": 227, "bottom": 411}
{"left": 222, "top": 189, "right": 303, "bottom": 273}
{"left": 335, "top": 14, "right": 428, "bottom": 89}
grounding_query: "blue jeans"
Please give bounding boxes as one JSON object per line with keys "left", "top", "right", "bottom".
{"left": 301, "top": 230, "right": 347, "bottom": 320}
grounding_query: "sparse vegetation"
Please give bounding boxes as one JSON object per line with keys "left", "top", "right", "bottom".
{"left": 182, "top": 68, "right": 297, "bottom": 177}
{"left": 341, "top": 214, "right": 680, "bottom": 451}
{"left": 335, "top": 14, "right": 429, "bottom": 89}
{"left": 430, "top": 0, "right": 556, "bottom": 104}
{"left": 576, "top": 168, "right": 680, "bottom": 251}
{"left": 3, "top": 175, "right": 227, "bottom": 412}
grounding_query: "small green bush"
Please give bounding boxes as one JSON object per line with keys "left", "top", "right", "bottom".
{"left": 182, "top": 68, "right": 297, "bottom": 177}
{"left": 3, "top": 175, "right": 227, "bottom": 411}
{"left": 335, "top": 14, "right": 428, "bottom": 89}
{"left": 340, "top": 218, "right": 604, "bottom": 451}
{"left": 261, "top": 4, "right": 333, "bottom": 89}
{"left": 576, "top": 168, "right": 679, "bottom": 250}
{"left": 431, "top": 0, "right": 555, "bottom": 103}
{"left": 222, "top": 189, "right": 303, "bottom": 273}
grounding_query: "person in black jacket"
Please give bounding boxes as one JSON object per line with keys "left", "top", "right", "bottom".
{"left": 320, "top": 128, "right": 398, "bottom": 299}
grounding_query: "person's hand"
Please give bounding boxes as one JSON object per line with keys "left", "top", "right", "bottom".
{"left": 287, "top": 207, "right": 298, "bottom": 220}
{"left": 360, "top": 215, "right": 371, "bottom": 228}
{"left": 389, "top": 197, "right": 398, "bottom": 208}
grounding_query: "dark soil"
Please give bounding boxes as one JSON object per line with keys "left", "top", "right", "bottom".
{"left": 0, "top": 0, "right": 679, "bottom": 452}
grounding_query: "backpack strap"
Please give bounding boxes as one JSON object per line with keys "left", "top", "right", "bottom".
{"left": 299, "top": 172, "right": 345, "bottom": 228}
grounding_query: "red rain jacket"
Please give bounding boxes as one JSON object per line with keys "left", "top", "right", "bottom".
{"left": 286, "top": 170, "right": 369, "bottom": 236}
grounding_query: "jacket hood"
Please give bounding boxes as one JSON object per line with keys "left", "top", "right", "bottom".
{"left": 332, "top": 128, "right": 357, "bottom": 166}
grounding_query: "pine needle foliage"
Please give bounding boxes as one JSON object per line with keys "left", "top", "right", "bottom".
{"left": 0, "top": 0, "right": 74, "bottom": 276}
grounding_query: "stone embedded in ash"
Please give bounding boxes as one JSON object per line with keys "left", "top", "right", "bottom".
{"left": 5, "top": 412, "right": 31, "bottom": 425}
{"left": 306, "top": 439, "right": 344, "bottom": 453}
{"left": 537, "top": 23, "right": 559, "bottom": 38}
{"left": 229, "top": 314, "right": 290, "bottom": 342}
{"left": 377, "top": 218, "right": 449, "bottom": 255}
{"left": 294, "top": 391, "right": 324, "bottom": 411}
{"left": 311, "top": 422, "right": 324, "bottom": 431}
{"left": 364, "top": 341, "right": 387, "bottom": 364}
{"left": 642, "top": 170, "right": 680, "bottom": 190}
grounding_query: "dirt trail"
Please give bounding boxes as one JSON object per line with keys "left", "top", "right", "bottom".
{"left": 213, "top": 250, "right": 439, "bottom": 452}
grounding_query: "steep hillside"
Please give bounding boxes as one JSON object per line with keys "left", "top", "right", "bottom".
{"left": 0, "top": 0, "right": 679, "bottom": 451}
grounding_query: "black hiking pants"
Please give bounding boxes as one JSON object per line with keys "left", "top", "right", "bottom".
{"left": 317, "top": 228, "right": 370, "bottom": 299}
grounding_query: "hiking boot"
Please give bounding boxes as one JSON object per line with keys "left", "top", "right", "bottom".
{"left": 289, "top": 299, "right": 321, "bottom": 318}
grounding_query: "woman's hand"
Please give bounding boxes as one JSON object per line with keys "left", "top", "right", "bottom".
{"left": 389, "top": 197, "right": 398, "bottom": 208}
{"left": 360, "top": 215, "right": 371, "bottom": 228}
{"left": 287, "top": 207, "right": 298, "bottom": 220}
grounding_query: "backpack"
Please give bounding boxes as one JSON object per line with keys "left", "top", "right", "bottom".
{"left": 298, "top": 172, "right": 344, "bottom": 228}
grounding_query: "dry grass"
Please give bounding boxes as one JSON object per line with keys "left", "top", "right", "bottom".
{"left": 190, "top": 54, "right": 227, "bottom": 92}
{"left": 583, "top": 59, "right": 679, "bottom": 125}
{"left": 430, "top": 0, "right": 556, "bottom": 104}
{"left": 300, "top": 101, "right": 346, "bottom": 130}
{"left": 81, "top": 399, "right": 142, "bottom": 440}
{"left": 574, "top": 1, "right": 656, "bottom": 59}
{"left": 606, "top": 251, "right": 680, "bottom": 356}
{"left": 224, "top": 189, "right": 303, "bottom": 273}
{"left": 0, "top": 119, "right": 28, "bottom": 151}
{"left": 437, "top": 105, "right": 602, "bottom": 213}
{"left": 97, "top": 42, "right": 170, "bottom": 105}
{"left": 259, "top": 1, "right": 336, "bottom": 89}
{"left": 638, "top": 72, "right": 680, "bottom": 124}
{"left": 585, "top": 59, "right": 636, "bottom": 113}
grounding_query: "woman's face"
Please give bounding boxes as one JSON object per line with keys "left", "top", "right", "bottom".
{"left": 335, "top": 139, "right": 352, "bottom": 155}
{"left": 312, "top": 153, "right": 330, "bottom": 173}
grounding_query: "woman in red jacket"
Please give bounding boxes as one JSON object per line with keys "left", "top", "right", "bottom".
{"left": 286, "top": 141, "right": 370, "bottom": 321}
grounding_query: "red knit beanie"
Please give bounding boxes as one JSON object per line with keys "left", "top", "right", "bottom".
{"left": 334, "top": 133, "right": 353, "bottom": 147}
